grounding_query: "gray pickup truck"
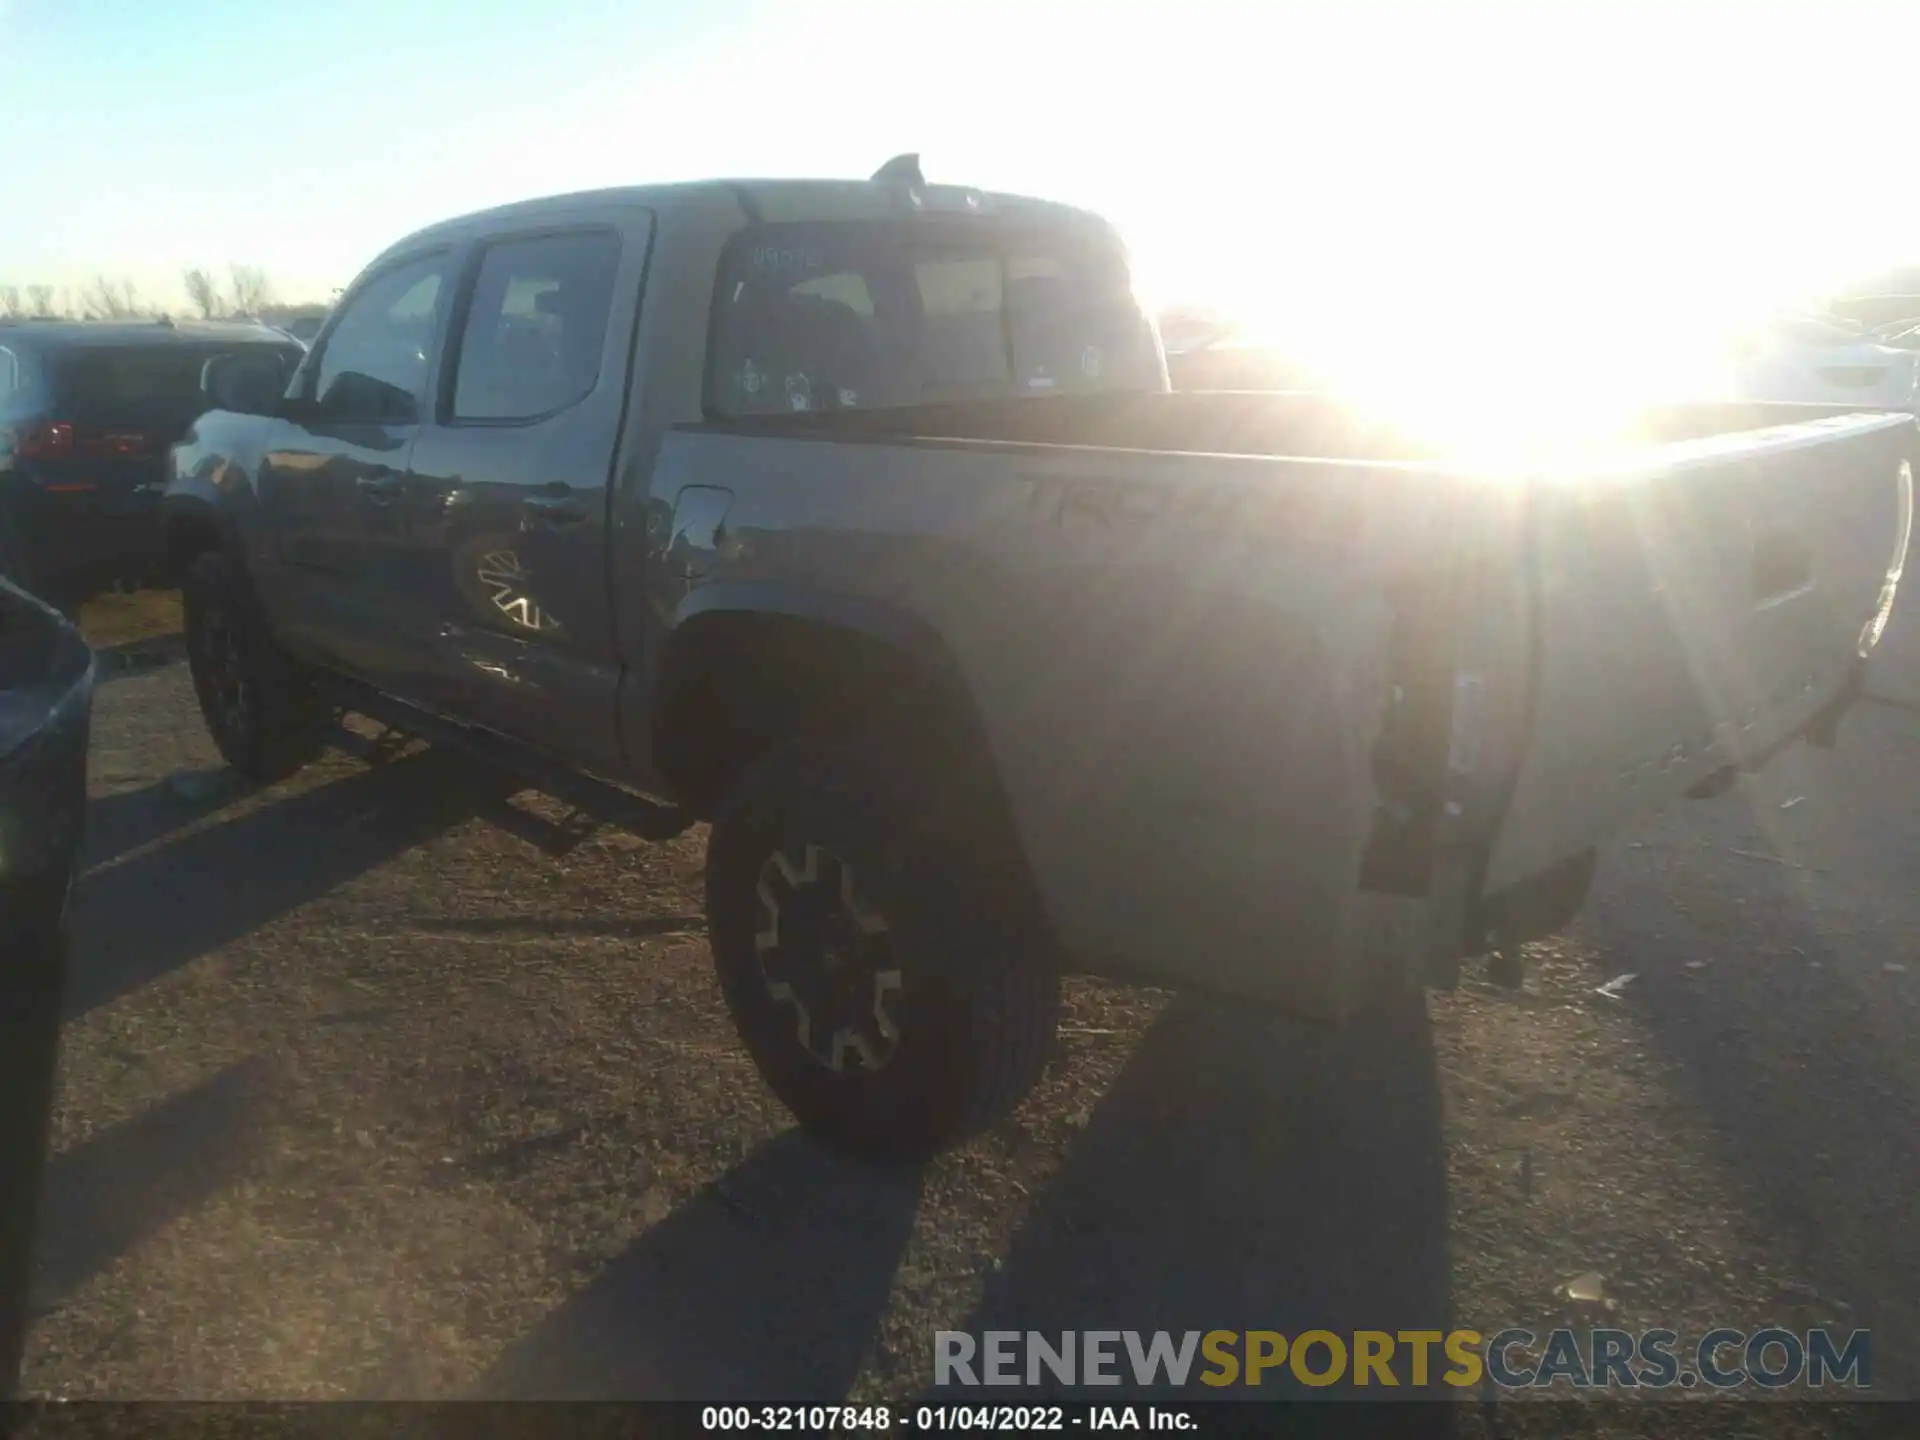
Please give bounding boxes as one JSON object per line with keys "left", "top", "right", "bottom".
{"left": 165, "top": 156, "right": 1914, "bottom": 1159}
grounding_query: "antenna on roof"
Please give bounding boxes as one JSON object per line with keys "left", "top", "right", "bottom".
{"left": 871, "top": 153, "right": 924, "bottom": 186}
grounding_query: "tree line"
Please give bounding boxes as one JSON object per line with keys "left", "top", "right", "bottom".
{"left": 0, "top": 266, "right": 328, "bottom": 322}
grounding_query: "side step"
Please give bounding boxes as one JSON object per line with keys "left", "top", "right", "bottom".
{"left": 328, "top": 679, "right": 694, "bottom": 843}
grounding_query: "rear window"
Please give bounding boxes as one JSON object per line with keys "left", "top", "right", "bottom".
{"left": 707, "top": 220, "right": 1163, "bottom": 417}
{"left": 53, "top": 345, "right": 299, "bottom": 420}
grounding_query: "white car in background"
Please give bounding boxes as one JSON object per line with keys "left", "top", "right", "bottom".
{"left": 1725, "top": 310, "right": 1920, "bottom": 414}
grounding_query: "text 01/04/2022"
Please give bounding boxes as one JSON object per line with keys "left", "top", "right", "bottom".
{"left": 699, "top": 1405, "right": 1199, "bottom": 1431}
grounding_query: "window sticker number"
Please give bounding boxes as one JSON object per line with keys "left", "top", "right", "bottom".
{"left": 750, "top": 246, "right": 824, "bottom": 273}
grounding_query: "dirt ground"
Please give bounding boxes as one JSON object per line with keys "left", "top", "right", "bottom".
{"left": 18, "top": 593, "right": 1920, "bottom": 1434}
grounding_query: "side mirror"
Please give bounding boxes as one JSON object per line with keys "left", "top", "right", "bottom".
{"left": 201, "top": 351, "right": 294, "bottom": 417}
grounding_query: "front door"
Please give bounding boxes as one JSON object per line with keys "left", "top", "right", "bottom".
{"left": 393, "top": 216, "right": 648, "bottom": 777}
{"left": 258, "top": 250, "right": 453, "bottom": 686}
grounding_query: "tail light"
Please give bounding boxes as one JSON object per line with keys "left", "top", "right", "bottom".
{"left": 12, "top": 420, "right": 158, "bottom": 473}
{"left": 13, "top": 421, "right": 74, "bottom": 459}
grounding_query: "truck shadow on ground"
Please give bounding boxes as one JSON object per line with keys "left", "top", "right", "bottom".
{"left": 1578, "top": 703, "right": 1920, "bottom": 1400}
{"left": 30, "top": 1056, "right": 276, "bottom": 1315}
{"left": 81, "top": 772, "right": 253, "bottom": 871}
{"left": 478, "top": 1131, "right": 926, "bottom": 1402}
{"left": 65, "top": 748, "right": 516, "bottom": 1019}
{"left": 946, "top": 990, "right": 1459, "bottom": 1427}
{"left": 482, "top": 988, "right": 1456, "bottom": 1427}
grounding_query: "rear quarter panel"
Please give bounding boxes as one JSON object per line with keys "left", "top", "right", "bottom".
{"left": 637, "top": 429, "right": 1525, "bottom": 1014}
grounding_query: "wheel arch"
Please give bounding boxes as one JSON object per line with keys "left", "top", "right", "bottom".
{"left": 648, "top": 583, "right": 1004, "bottom": 822}
{"left": 160, "top": 488, "right": 237, "bottom": 585}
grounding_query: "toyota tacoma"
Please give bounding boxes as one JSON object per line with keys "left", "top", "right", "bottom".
{"left": 163, "top": 157, "right": 1915, "bottom": 1159}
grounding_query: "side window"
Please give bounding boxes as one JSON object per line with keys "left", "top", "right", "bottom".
{"left": 0, "top": 345, "right": 34, "bottom": 419}
{"left": 451, "top": 231, "right": 620, "bottom": 422}
{"left": 312, "top": 254, "right": 449, "bottom": 423}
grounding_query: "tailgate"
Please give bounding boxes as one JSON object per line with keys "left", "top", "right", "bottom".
{"left": 1482, "top": 412, "right": 1914, "bottom": 894}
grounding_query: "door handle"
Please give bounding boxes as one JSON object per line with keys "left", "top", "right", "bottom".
{"left": 357, "top": 472, "right": 402, "bottom": 502}
{"left": 523, "top": 493, "right": 589, "bottom": 526}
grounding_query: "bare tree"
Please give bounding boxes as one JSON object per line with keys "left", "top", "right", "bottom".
{"left": 25, "top": 284, "right": 55, "bottom": 317}
{"left": 80, "top": 277, "right": 118, "bottom": 319}
{"left": 183, "top": 268, "right": 226, "bottom": 319}
{"left": 229, "top": 264, "right": 272, "bottom": 315}
{"left": 0, "top": 286, "right": 20, "bottom": 318}
{"left": 81, "top": 275, "right": 147, "bottom": 320}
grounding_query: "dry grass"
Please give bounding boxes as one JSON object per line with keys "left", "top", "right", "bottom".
{"left": 76, "top": 589, "right": 182, "bottom": 652}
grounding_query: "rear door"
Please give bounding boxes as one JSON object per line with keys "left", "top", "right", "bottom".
{"left": 390, "top": 213, "right": 648, "bottom": 775}
{"left": 259, "top": 251, "right": 454, "bottom": 680}
{"left": 1481, "top": 413, "right": 1915, "bottom": 897}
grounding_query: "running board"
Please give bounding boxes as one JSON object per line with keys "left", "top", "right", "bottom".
{"left": 327, "top": 679, "right": 694, "bottom": 842}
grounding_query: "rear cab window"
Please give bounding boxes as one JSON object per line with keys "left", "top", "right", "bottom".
{"left": 707, "top": 217, "right": 1163, "bottom": 417}
{"left": 51, "top": 343, "right": 303, "bottom": 434}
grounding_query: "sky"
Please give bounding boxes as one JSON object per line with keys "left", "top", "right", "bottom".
{"left": 6, "top": 0, "right": 1920, "bottom": 363}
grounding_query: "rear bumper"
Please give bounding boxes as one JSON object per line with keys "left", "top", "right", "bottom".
{"left": 8, "top": 487, "right": 167, "bottom": 600}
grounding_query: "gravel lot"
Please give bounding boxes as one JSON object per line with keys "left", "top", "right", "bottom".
{"left": 17, "top": 593, "right": 1920, "bottom": 1434}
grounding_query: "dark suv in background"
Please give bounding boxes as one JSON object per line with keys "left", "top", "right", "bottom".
{"left": 0, "top": 319, "right": 303, "bottom": 611}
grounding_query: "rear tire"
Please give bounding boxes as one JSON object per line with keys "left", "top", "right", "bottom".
{"left": 181, "top": 549, "right": 330, "bottom": 781}
{"left": 706, "top": 737, "right": 1060, "bottom": 1161}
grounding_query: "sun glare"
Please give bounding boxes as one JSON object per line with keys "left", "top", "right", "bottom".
{"left": 1179, "top": 258, "right": 1753, "bottom": 470}
{"left": 1100, "top": 5, "right": 1920, "bottom": 469}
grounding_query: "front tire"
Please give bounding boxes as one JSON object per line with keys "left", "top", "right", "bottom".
{"left": 706, "top": 738, "right": 1060, "bottom": 1161}
{"left": 181, "top": 549, "right": 330, "bottom": 781}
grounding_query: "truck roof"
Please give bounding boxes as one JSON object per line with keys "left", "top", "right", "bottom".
{"left": 0, "top": 317, "right": 299, "bottom": 351}
{"left": 374, "top": 171, "right": 1118, "bottom": 268}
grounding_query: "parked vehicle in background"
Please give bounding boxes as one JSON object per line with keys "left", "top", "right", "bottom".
{"left": 1158, "top": 310, "right": 1331, "bottom": 391}
{"left": 0, "top": 579, "right": 93, "bottom": 1397}
{"left": 1165, "top": 337, "right": 1330, "bottom": 391}
{"left": 1157, "top": 307, "right": 1237, "bottom": 357}
{"left": 1823, "top": 265, "right": 1920, "bottom": 332}
{"left": 165, "top": 158, "right": 1913, "bottom": 1161}
{"left": 279, "top": 314, "right": 327, "bottom": 344}
{"left": 0, "top": 318, "right": 304, "bottom": 611}
{"left": 1725, "top": 310, "right": 1920, "bottom": 414}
